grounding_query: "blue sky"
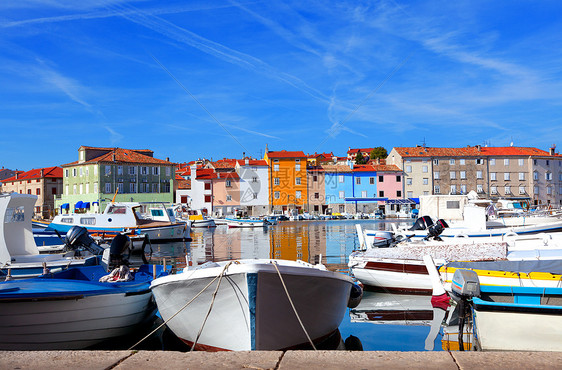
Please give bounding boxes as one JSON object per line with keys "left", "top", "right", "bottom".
{"left": 2, "top": 1, "right": 562, "bottom": 170}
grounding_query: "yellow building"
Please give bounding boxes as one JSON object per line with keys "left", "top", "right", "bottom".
{"left": 264, "top": 150, "right": 308, "bottom": 213}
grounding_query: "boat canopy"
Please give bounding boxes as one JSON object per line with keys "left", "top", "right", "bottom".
{"left": 60, "top": 203, "right": 69, "bottom": 210}
{"left": 386, "top": 199, "right": 416, "bottom": 204}
{"left": 344, "top": 197, "right": 388, "bottom": 202}
{"left": 75, "top": 201, "right": 83, "bottom": 209}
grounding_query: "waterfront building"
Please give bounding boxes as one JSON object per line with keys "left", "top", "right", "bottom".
{"left": 235, "top": 158, "right": 269, "bottom": 217}
{"left": 187, "top": 165, "right": 216, "bottom": 214}
{"left": 0, "top": 167, "right": 17, "bottom": 192}
{"left": 323, "top": 164, "right": 353, "bottom": 214}
{"left": 57, "top": 146, "right": 175, "bottom": 213}
{"left": 264, "top": 150, "right": 308, "bottom": 213}
{"left": 1, "top": 167, "right": 63, "bottom": 218}
{"left": 349, "top": 164, "right": 379, "bottom": 214}
{"left": 307, "top": 165, "right": 326, "bottom": 214}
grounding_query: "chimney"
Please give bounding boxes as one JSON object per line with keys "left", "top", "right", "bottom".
{"left": 15, "top": 172, "right": 18, "bottom": 179}
{"left": 40, "top": 169, "right": 44, "bottom": 177}
{"left": 112, "top": 153, "right": 116, "bottom": 161}
{"left": 476, "top": 145, "right": 481, "bottom": 151}
{"left": 376, "top": 158, "right": 380, "bottom": 165}
{"left": 166, "top": 157, "right": 170, "bottom": 162}
{"left": 245, "top": 158, "right": 249, "bottom": 165}
{"left": 550, "top": 144, "right": 556, "bottom": 156}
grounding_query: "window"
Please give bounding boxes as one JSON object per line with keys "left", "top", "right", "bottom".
{"left": 422, "top": 166, "right": 428, "bottom": 173}
{"left": 461, "top": 184, "right": 467, "bottom": 194}
{"left": 379, "top": 190, "right": 384, "bottom": 197}
{"left": 405, "top": 165, "right": 412, "bottom": 173}
{"left": 129, "top": 183, "right": 136, "bottom": 193}
{"left": 450, "top": 184, "right": 457, "bottom": 194}
{"left": 339, "top": 191, "right": 345, "bottom": 199}
{"left": 450, "top": 171, "right": 456, "bottom": 179}
{"left": 534, "top": 171, "right": 539, "bottom": 180}
{"left": 27, "top": 189, "right": 31, "bottom": 194}
{"left": 274, "top": 191, "right": 280, "bottom": 199}
{"left": 547, "top": 187, "right": 552, "bottom": 195}
{"left": 274, "top": 178, "right": 280, "bottom": 186}
{"left": 226, "top": 195, "right": 232, "bottom": 201}
{"left": 396, "top": 176, "right": 401, "bottom": 182}
{"left": 73, "top": 168, "right": 77, "bottom": 176}
{"left": 491, "top": 186, "right": 497, "bottom": 194}
{"left": 204, "top": 183, "right": 211, "bottom": 190}
{"left": 434, "top": 185, "right": 440, "bottom": 194}
{"left": 504, "top": 172, "right": 510, "bottom": 181}
{"left": 362, "top": 190, "right": 367, "bottom": 198}
{"left": 166, "top": 167, "right": 171, "bottom": 176}
{"left": 460, "top": 171, "right": 466, "bottom": 179}
{"left": 295, "top": 191, "right": 301, "bottom": 199}
{"left": 79, "top": 184, "right": 83, "bottom": 194}
{"left": 105, "top": 166, "right": 110, "bottom": 175}
{"left": 407, "top": 191, "right": 413, "bottom": 198}
{"left": 204, "top": 195, "right": 212, "bottom": 203}
{"left": 313, "top": 175, "right": 318, "bottom": 182}
{"left": 274, "top": 164, "right": 279, "bottom": 172}
{"left": 504, "top": 159, "right": 510, "bottom": 166}
{"left": 433, "top": 159, "right": 439, "bottom": 165}
{"left": 519, "top": 186, "right": 526, "bottom": 195}
{"left": 253, "top": 193, "right": 258, "bottom": 199}
{"left": 397, "top": 190, "right": 402, "bottom": 197}
{"left": 252, "top": 177, "right": 258, "bottom": 183}
{"left": 406, "top": 178, "right": 413, "bottom": 185}
{"left": 141, "top": 167, "right": 148, "bottom": 175}
{"left": 546, "top": 172, "right": 553, "bottom": 181}
{"left": 477, "top": 184, "right": 483, "bottom": 193}
{"left": 296, "top": 177, "right": 301, "bottom": 185}
{"left": 314, "top": 192, "right": 319, "bottom": 199}
{"left": 105, "top": 183, "right": 111, "bottom": 193}
{"left": 152, "top": 183, "right": 159, "bottom": 193}
{"left": 117, "top": 183, "right": 123, "bottom": 193}
{"left": 370, "top": 177, "right": 375, "bottom": 184}
{"left": 117, "top": 166, "right": 123, "bottom": 175}
{"left": 460, "top": 159, "right": 465, "bottom": 165}
{"left": 434, "top": 171, "right": 440, "bottom": 179}
{"left": 534, "top": 186, "right": 539, "bottom": 194}
{"left": 36, "top": 188, "right": 40, "bottom": 195}
{"left": 65, "top": 169, "right": 69, "bottom": 177}
{"left": 446, "top": 201, "right": 460, "bottom": 209}
{"left": 450, "top": 159, "right": 455, "bottom": 165}
{"left": 295, "top": 164, "right": 301, "bottom": 171}
{"left": 152, "top": 167, "right": 159, "bottom": 175}
{"left": 355, "top": 177, "right": 361, "bottom": 185}
{"left": 52, "top": 187, "right": 57, "bottom": 195}
{"left": 423, "top": 178, "right": 429, "bottom": 185}
{"left": 226, "top": 179, "right": 232, "bottom": 187}
{"left": 94, "top": 166, "right": 97, "bottom": 176}
{"left": 129, "top": 166, "right": 136, "bottom": 175}
{"left": 534, "top": 159, "right": 537, "bottom": 165}
{"left": 477, "top": 170, "right": 483, "bottom": 179}
{"left": 519, "top": 159, "right": 524, "bottom": 166}
{"left": 519, "top": 172, "right": 525, "bottom": 180}
{"left": 379, "top": 176, "right": 384, "bottom": 182}
{"left": 338, "top": 175, "right": 344, "bottom": 183}
{"left": 490, "top": 158, "right": 496, "bottom": 166}
{"left": 490, "top": 172, "right": 497, "bottom": 181}
{"left": 94, "top": 182, "right": 98, "bottom": 193}
{"left": 505, "top": 186, "right": 511, "bottom": 194}
{"left": 73, "top": 184, "right": 77, "bottom": 194}
{"left": 80, "top": 167, "right": 83, "bottom": 177}
{"left": 476, "top": 159, "right": 483, "bottom": 165}
{"left": 547, "top": 160, "right": 550, "bottom": 166}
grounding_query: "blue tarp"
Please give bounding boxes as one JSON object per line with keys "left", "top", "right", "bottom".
{"left": 82, "top": 202, "right": 90, "bottom": 209}
{"left": 410, "top": 198, "right": 420, "bottom": 204}
{"left": 386, "top": 199, "right": 416, "bottom": 204}
{"left": 75, "top": 201, "right": 83, "bottom": 209}
{"left": 344, "top": 197, "right": 388, "bottom": 202}
{"left": 60, "top": 203, "right": 69, "bottom": 209}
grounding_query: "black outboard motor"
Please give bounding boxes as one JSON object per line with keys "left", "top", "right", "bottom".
{"left": 109, "top": 233, "right": 131, "bottom": 269}
{"left": 409, "top": 215, "right": 434, "bottom": 231}
{"left": 64, "top": 226, "right": 105, "bottom": 256}
{"left": 450, "top": 269, "right": 481, "bottom": 351}
{"left": 425, "top": 219, "right": 448, "bottom": 241}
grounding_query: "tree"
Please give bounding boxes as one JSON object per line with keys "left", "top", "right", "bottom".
{"left": 355, "top": 151, "right": 367, "bottom": 165}
{"left": 370, "top": 147, "right": 388, "bottom": 160}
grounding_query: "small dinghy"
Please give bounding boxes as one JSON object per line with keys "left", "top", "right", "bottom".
{"left": 150, "top": 259, "right": 361, "bottom": 351}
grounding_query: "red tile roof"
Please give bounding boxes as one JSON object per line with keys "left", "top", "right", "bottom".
{"left": 353, "top": 164, "right": 402, "bottom": 172}
{"left": 394, "top": 146, "right": 552, "bottom": 158}
{"left": 236, "top": 159, "right": 268, "bottom": 166}
{"left": 267, "top": 150, "right": 307, "bottom": 158}
{"left": 2, "top": 167, "right": 62, "bottom": 182}
{"left": 479, "top": 147, "right": 550, "bottom": 156}
{"left": 210, "top": 159, "right": 238, "bottom": 169}
{"left": 176, "top": 178, "right": 191, "bottom": 190}
{"left": 321, "top": 164, "right": 352, "bottom": 173}
{"left": 347, "top": 148, "right": 375, "bottom": 155}
{"left": 196, "top": 168, "right": 218, "bottom": 180}
{"left": 62, "top": 147, "right": 173, "bottom": 166}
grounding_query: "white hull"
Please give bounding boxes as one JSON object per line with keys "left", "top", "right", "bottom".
{"left": 474, "top": 309, "right": 562, "bottom": 351}
{"left": 191, "top": 219, "right": 216, "bottom": 228}
{"left": 226, "top": 220, "right": 265, "bottom": 228}
{"left": 151, "top": 260, "right": 353, "bottom": 351}
{"left": 0, "top": 291, "right": 155, "bottom": 350}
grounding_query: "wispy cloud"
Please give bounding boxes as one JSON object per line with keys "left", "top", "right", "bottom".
{"left": 105, "top": 126, "right": 123, "bottom": 145}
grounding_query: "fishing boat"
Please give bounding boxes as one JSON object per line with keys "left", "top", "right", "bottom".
{"left": 0, "top": 263, "right": 169, "bottom": 350}
{"left": 150, "top": 259, "right": 360, "bottom": 351}
{"left": 179, "top": 208, "right": 216, "bottom": 228}
{"left": 0, "top": 193, "right": 103, "bottom": 279}
{"left": 49, "top": 201, "right": 190, "bottom": 242}
{"left": 225, "top": 217, "right": 266, "bottom": 228}
{"left": 450, "top": 268, "right": 562, "bottom": 351}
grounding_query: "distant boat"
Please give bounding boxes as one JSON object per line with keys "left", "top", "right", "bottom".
{"left": 225, "top": 217, "right": 266, "bottom": 228}
{"left": 151, "top": 259, "right": 359, "bottom": 351}
{"left": 176, "top": 207, "right": 216, "bottom": 228}
{"left": 49, "top": 202, "right": 190, "bottom": 242}
{"left": 0, "top": 263, "right": 169, "bottom": 350}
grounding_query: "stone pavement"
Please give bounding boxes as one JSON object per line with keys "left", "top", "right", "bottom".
{"left": 1, "top": 350, "right": 561, "bottom": 370}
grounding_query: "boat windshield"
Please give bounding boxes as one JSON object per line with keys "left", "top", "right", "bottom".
{"left": 106, "top": 205, "right": 127, "bottom": 214}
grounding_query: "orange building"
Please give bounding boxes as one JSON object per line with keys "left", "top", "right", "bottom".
{"left": 264, "top": 150, "right": 308, "bottom": 213}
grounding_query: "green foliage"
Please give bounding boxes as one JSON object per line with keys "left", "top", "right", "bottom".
{"left": 370, "top": 147, "right": 388, "bottom": 159}
{"left": 355, "top": 151, "right": 367, "bottom": 164}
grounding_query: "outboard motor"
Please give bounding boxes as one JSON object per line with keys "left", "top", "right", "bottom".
{"left": 425, "top": 219, "right": 448, "bottom": 241}
{"left": 108, "top": 233, "right": 131, "bottom": 270}
{"left": 64, "top": 226, "right": 105, "bottom": 256}
{"left": 450, "top": 269, "right": 481, "bottom": 351}
{"left": 409, "top": 215, "right": 434, "bottom": 231}
{"left": 371, "top": 231, "right": 395, "bottom": 248}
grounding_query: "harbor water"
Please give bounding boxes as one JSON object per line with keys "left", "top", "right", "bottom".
{"left": 134, "top": 219, "right": 450, "bottom": 352}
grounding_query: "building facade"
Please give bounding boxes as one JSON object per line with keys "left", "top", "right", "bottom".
{"left": 264, "top": 150, "right": 308, "bottom": 213}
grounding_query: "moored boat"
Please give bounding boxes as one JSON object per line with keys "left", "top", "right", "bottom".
{"left": 0, "top": 263, "right": 169, "bottom": 350}
{"left": 225, "top": 217, "right": 266, "bottom": 228}
{"left": 150, "top": 259, "right": 359, "bottom": 351}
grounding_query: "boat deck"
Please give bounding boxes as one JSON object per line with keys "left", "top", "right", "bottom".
{"left": 2, "top": 350, "right": 561, "bottom": 369}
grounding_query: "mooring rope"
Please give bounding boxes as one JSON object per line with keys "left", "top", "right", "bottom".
{"left": 128, "top": 261, "right": 232, "bottom": 350}
{"left": 272, "top": 261, "right": 317, "bottom": 350}
{"left": 190, "top": 261, "right": 232, "bottom": 351}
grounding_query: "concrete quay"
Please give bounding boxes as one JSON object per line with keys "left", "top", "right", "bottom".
{"left": 1, "top": 350, "right": 562, "bottom": 370}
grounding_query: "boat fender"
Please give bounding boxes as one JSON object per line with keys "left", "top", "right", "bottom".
{"left": 347, "top": 282, "right": 363, "bottom": 308}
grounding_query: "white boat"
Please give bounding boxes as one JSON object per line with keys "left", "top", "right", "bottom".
{"left": 349, "top": 233, "right": 562, "bottom": 294}
{"left": 175, "top": 206, "right": 216, "bottom": 228}
{"left": 0, "top": 263, "right": 168, "bottom": 350}
{"left": 225, "top": 217, "right": 266, "bottom": 228}
{"left": 49, "top": 201, "right": 190, "bottom": 242}
{"left": 450, "top": 269, "right": 562, "bottom": 351}
{"left": 150, "top": 259, "right": 358, "bottom": 351}
{"left": 0, "top": 193, "right": 102, "bottom": 279}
